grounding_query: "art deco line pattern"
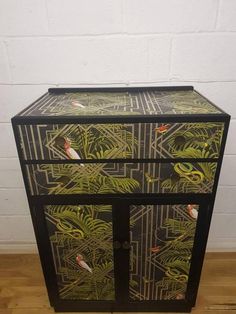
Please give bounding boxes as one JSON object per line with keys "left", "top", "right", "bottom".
{"left": 18, "top": 122, "right": 224, "bottom": 160}
{"left": 44, "top": 204, "right": 115, "bottom": 300}
{"left": 130, "top": 204, "right": 198, "bottom": 300}
{"left": 25, "top": 162, "right": 217, "bottom": 195}
{"left": 19, "top": 90, "right": 222, "bottom": 117}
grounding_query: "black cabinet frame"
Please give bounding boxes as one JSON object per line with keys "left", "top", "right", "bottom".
{"left": 11, "top": 86, "right": 231, "bottom": 312}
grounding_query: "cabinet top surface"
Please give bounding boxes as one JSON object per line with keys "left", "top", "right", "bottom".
{"left": 17, "top": 87, "right": 224, "bottom": 118}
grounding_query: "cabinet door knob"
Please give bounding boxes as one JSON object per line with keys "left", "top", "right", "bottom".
{"left": 113, "top": 241, "right": 121, "bottom": 249}
{"left": 122, "top": 241, "right": 131, "bottom": 250}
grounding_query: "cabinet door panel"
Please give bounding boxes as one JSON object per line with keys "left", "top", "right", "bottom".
{"left": 129, "top": 204, "right": 198, "bottom": 301}
{"left": 18, "top": 122, "right": 224, "bottom": 160}
{"left": 44, "top": 204, "right": 115, "bottom": 300}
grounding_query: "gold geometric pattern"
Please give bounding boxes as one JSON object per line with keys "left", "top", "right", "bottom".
{"left": 44, "top": 204, "right": 115, "bottom": 300}
{"left": 130, "top": 204, "right": 198, "bottom": 300}
{"left": 25, "top": 162, "right": 217, "bottom": 195}
{"left": 18, "top": 122, "right": 224, "bottom": 160}
{"left": 19, "top": 90, "right": 222, "bottom": 117}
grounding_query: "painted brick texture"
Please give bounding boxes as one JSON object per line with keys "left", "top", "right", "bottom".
{"left": 0, "top": 0, "right": 235, "bottom": 252}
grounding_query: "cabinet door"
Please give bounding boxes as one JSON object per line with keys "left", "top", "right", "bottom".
{"left": 34, "top": 203, "right": 117, "bottom": 309}
{"left": 129, "top": 202, "right": 204, "bottom": 304}
{"left": 34, "top": 199, "right": 207, "bottom": 312}
{"left": 44, "top": 204, "right": 116, "bottom": 301}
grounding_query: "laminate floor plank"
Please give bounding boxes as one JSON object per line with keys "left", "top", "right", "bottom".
{"left": 0, "top": 253, "right": 236, "bottom": 313}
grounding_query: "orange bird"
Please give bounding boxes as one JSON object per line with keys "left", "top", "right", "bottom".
{"left": 154, "top": 124, "right": 170, "bottom": 134}
{"left": 150, "top": 246, "right": 161, "bottom": 253}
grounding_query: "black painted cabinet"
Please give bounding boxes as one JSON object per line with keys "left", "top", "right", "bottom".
{"left": 12, "top": 86, "right": 230, "bottom": 312}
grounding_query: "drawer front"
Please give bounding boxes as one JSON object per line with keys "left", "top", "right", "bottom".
{"left": 18, "top": 122, "right": 224, "bottom": 160}
{"left": 25, "top": 162, "right": 217, "bottom": 195}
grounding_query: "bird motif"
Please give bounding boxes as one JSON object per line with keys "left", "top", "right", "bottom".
{"left": 54, "top": 136, "right": 84, "bottom": 166}
{"left": 76, "top": 254, "right": 92, "bottom": 273}
{"left": 71, "top": 101, "right": 85, "bottom": 108}
{"left": 154, "top": 124, "right": 170, "bottom": 134}
{"left": 150, "top": 246, "right": 161, "bottom": 253}
{"left": 64, "top": 138, "right": 79, "bottom": 159}
{"left": 63, "top": 138, "right": 84, "bottom": 166}
{"left": 187, "top": 204, "right": 198, "bottom": 219}
{"left": 175, "top": 293, "right": 185, "bottom": 300}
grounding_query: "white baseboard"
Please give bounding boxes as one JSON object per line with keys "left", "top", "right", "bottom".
{"left": 0, "top": 243, "right": 38, "bottom": 254}
{"left": 206, "top": 247, "right": 236, "bottom": 252}
{"left": 207, "top": 240, "right": 236, "bottom": 252}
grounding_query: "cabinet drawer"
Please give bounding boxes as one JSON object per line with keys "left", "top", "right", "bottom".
{"left": 25, "top": 162, "right": 217, "bottom": 195}
{"left": 18, "top": 122, "right": 224, "bottom": 160}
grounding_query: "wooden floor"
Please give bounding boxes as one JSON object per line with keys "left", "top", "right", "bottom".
{"left": 0, "top": 253, "right": 236, "bottom": 314}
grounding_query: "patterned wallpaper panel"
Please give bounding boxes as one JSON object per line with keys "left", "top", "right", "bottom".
{"left": 25, "top": 162, "right": 217, "bottom": 195}
{"left": 19, "top": 90, "right": 222, "bottom": 117}
{"left": 44, "top": 203, "right": 198, "bottom": 301}
{"left": 130, "top": 204, "right": 198, "bottom": 300}
{"left": 45, "top": 204, "right": 115, "bottom": 300}
{"left": 18, "top": 122, "right": 224, "bottom": 160}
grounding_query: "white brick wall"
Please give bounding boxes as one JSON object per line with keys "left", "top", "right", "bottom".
{"left": 124, "top": 0, "right": 219, "bottom": 33}
{"left": 47, "top": 0, "right": 123, "bottom": 35}
{"left": 216, "top": 0, "right": 236, "bottom": 31}
{"left": 0, "top": 0, "right": 48, "bottom": 36}
{"left": 0, "top": 41, "right": 11, "bottom": 83}
{"left": 171, "top": 34, "right": 236, "bottom": 81}
{"left": 0, "top": 0, "right": 236, "bottom": 252}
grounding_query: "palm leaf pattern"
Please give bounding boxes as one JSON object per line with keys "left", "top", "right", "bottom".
{"left": 166, "top": 123, "right": 223, "bottom": 159}
{"left": 160, "top": 123, "right": 221, "bottom": 192}
{"left": 130, "top": 204, "right": 198, "bottom": 300}
{"left": 42, "top": 120, "right": 220, "bottom": 301}
{"left": 45, "top": 204, "right": 115, "bottom": 300}
{"left": 154, "top": 217, "right": 196, "bottom": 299}
{"left": 63, "top": 124, "right": 137, "bottom": 159}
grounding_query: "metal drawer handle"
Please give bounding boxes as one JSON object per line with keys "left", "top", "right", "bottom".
{"left": 122, "top": 241, "right": 131, "bottom": 250}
